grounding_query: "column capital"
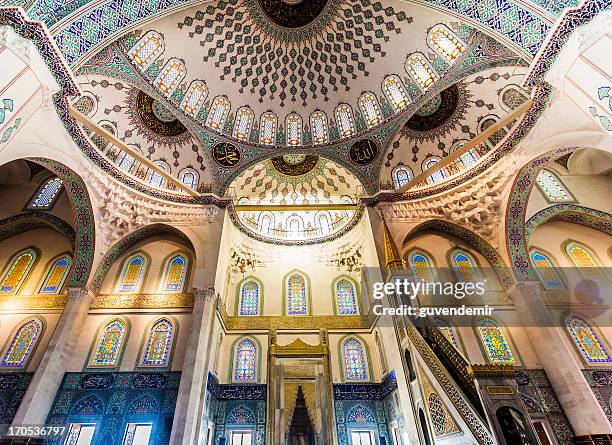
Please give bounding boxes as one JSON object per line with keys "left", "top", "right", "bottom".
{"left": 66, "top": 287, "right": 95, "bottom": 304}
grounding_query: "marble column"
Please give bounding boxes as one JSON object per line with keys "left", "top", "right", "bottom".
{"left": 508, "top": 282, "right": 612, "bottom": 436}
{"left": 170, "top": 287, "right": 217, "bottom": 445}
{"left": 12, "top": 287, "right": 94, "bottom": 425}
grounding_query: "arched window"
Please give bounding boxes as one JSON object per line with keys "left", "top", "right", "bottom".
{"left": 382, "top": 75, "right": 410, "bottom": 112}
{"left": 407, "top": 250, "right": 434, "bottom": 281}
{"left": 459, "top": 150, "right": 478, "bottom": 168}
{"left": 73, "top": 93, "right": 96, "bottom": 116}
{"left": 450, "top": 249, "right": 478, "bottom": 282}
{"left": 28, "top": 177, "right": 63, "bottom": 209}
{"left": 129, "top": 31, "right": 164, "bottom": 70}
{"left": 206, "top": 96, "right": 230, "bottom": 130}
{"left": 479, "top": 117, "right": 507, "bottom": 147}
{"left": 233, "top": 107, "right": 254, "bottom": 141}
{"left": 529, "top": 249, "right": 564, "bottom": 289}
{"left": 433, "top": 318, "right": 459, "bottom": 349}
{"left": 179, "top": 168, "right": 199, "bottom": 190}
{"left": 0, "top": 248, "right": 37, "bottom": 295}
{"left": 536, "top": 169, "right": 572, "bottom": 202}
{"left": 565, "top": 241, "right": 607, "bottom": 282}
{"left": 501, "top": 86, "right": 528, "bottom": 110}
{"left": 155, "top": 58, "right": 186, "bottom": 95}
{"left": 160, "top": 254, "right": 188, "bottom": 292}
{"left": 359, "top": 93, "right": 383, "bottom": 128}
{"left": 117, "top": 254, "right": 147, "bottom": 293}
{"left": 428, "top": 25, "right": 465, "bottom": 62}
{"left": 259, "top": 112, "right": 277, "bottom": 145}
{"left": 566, "top": 316, "right": 611, "bottom": 363}
{"left": 259, "top": 212, "right": 274, "bottom": 235}
{"left": 181, "top": 80, "right": 208, "bottom": 116}
{"left": 238, "top": 279, "right": 260, "bottom": 316}
{"left": 392, "top": 165, "right": 413, "bottom": 189}
{"left": 335, "top": 278, "right": 359, "bottom": 315}
{"left": 88, "top": 318, "right": 128, "bottom": 368}
{"left": 232, "top": 337, "right": 257, "bottom": 382}
{"left": 286, "top": 272, "right": 308, "bottom": 315}
{"left": 0, "top": 318, "right": 42, "bottom": 367}
{"left": 141, "top": 318, "right": 175, "bottom": 367}
{"left": 422, "top": 156, "right": 445, "bottom": 184}
{"left": 405, "top": 53, "right": 438, "bottom": 91}
{"left": 39, "top": 254, "right": 72, "bottom": 294}
{"left": 342, "top": 337, "right": 369, "bottom": 381}
{"left": 118, "top": 149, "right": 138, "bottom": 173}
{"left": 310, "top": 111, "right": 329, "bottom": 144}
{"left": 317, "top": 211, "right": 332, "bottom": 236}
{"left": 335, "top": 104, "right": 355, "bottom": 137}
{"left": 477, "top": 318, "right": 514, "bottom": 364}
{"left": 286, "top": 216, "right": 304, "bottom": 237}
{"left": 286, "top": 113, "right": 302, "bottom": 146}
{"left": 147, "top": 161, "right": 168, "bottom": 188}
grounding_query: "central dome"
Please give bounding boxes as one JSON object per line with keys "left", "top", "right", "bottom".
{"left": 256, "top": 0, "right": 329, "bottom": 28}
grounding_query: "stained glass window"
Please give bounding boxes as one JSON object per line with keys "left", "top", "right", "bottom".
{"left": 318, "top": 212, "right": 332, "bottom": 235}
{"left": 565, "top": 241, "right": 606, "bottom": 282}
{"left": 0, "top": 319, "right": 42, "bottom": 367}
{"left": 501, "top": 87, "right": 528, "bottom": 110}
{"left": 335, "top": 104, "right": 355, "bottom": 137}
{"left": 233, "top": 338, "right": 257, "bottom": 382}
{"left": 428, "top": 25, "right": 465, "bottom": 62}
{"left": 343, "top": 337, "right": 368, "bottom": 381}
{"left": 405, "top": 53, "right": 438, "bottom": 91}
{"left": 451, "top": 249, "right": 478, "bottom": 282}
{"left": 286, "top": 272, "right": 307, "bottom": 315}
{"left": 392, "top": 166, "right": 412, "bottom": 189}
{"left": 239, "top": 279, "right": 260, "bottom": 316}
{"left": 259, "top": 112, "right": 277, "bottom": 145}
{"left": 434, "top": 318, "right": 459, "bottom": 349}
{"left": 459, "top": 150, "right": 478, "bottom": 168}
{"left": 180, "top": 169, "right": 198, "bottom": 190}
{"left": 147, "top": 161, "right": 168, "bottom": 188}
{"left": 310, "top": 111, "right": 329, "bottom": 144}
{"left": 88, "top": 318, "right": 127, "bottom": 368}
{"left": 423, "top": 157, "right": 445, "bottom": 183}
{"left": 336, "top": 278, "right": 358, "bottom": 315}
{"left": 383, "top": 75, "right": 410, "bottom": 112}
{"left": 160, "top": 254, "right": 188, "bottom": 292}
{"left": 206, "top": 96, "right": 230, "bottom": 130}
{"left": 359, "top": 93, "right": 383, "bottom": 128}
{"left": 117, "top": 254, "right": 147, "bottom": 293}
{"left": 233, "top": 107, "right": 254, "bottom": 140}
{"left": 477, "top": 318, "right": 514, "bottom": 364}
{"left": 536, "top": 170, "right": 571, "bottom": 202}
{"left": 118, "top": 152, "right": 137, "bottom": 172}
{"left": 141, "top": 318, "right": 174, "bottom": 367}
{"left": 529, "top": 250, "right": 564, "bottom": 289}
{"left": 155, "top": 59, "right": 186, "bottom": 95}
{"left": 408, "top": 251, "right": 433, "bottom": 281}
{"left": 566, "top": 316, "right": 611, "bottom": 363}
{"left": 39, "top": 255, "right": 72, "bottom": 294}
{"left": 181, "top": 80, "right": 208, "bottom": 116}
{"left": 259, "top": 213, "right": 274, "bottom": 235}
{"left": 129, "top": 31, "right": 164, "bottom": 70}
{"left": 0, "top": 248, "right": 37, "bottom": 295}
{"left": 28, "top": 177, "right": 63, "bottom": 209}
{"left": 286, "top": 113, "right": 302, "bottom": 146}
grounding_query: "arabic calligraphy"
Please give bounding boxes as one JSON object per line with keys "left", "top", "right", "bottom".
{"left": 349, "top": 139, "right": 378, "bottom": 165}
{"left": 212, "top": 142, "right": 241, "bottom": 167}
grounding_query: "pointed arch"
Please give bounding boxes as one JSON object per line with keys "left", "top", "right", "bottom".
{"left": 339, "top": 335, "right": 371, "bottom": 382}
{"left": 259, "top": 111, "right": 277, "bottom": 145}
{"left": 405, "top": 248, "right": 436, "bottom": 281}
{"left": 179, "top": 168, "right": 199, "bottom": 190}
{"left": 448, "top": 248, "right": 479, "bottom": 282}
{"left": 180, "top": 80, "right": 208, "bottom": 116}
{"left": 0, "top": 316, "right": 45, "bottom": 368}
{"left": 128, "top": 30, "right": 164, "bottom": 70}
{"left": 27, "top": 176, "right": 63, "bottom": 210}
{"left": 565, "top": 315, "right": 611, "bottom": 364}
{"left": 155, "top": 58, "right": 186, "bottom": 95}
{"left": 227, "top": 404, "right": 256, "bottom": 425}
{"left": 87, "top": 317, "right": 130, "bottom": 369}
{"left": 382, "top": 75, "right": 410, "bottom": 112}
{"left": 535, "top": 169, "right": 573, "bottom": 202}
{"left": 38, "top": 253, "right": 73, "bottom": 294}
{"left": 333, "top": 275, "right": 360, "bottom": 315}
{"left": 236, "top": 276, "right": 263, "bottom": 316}
{"left": 358, "top": 93, "right": 382, "bottom": 128}
{"left": 233, "top": 106, "right": 254, "bottom": 141}
{"left": 230, "top": 336, "right": 261, "bottom": 383}
{"left": 335, "top": 104, "right": 355, "bottom": 137}
{"left": 138, "top": 316, "right": 178, "bottom": 368}
{"left": 405, "top": 53, "right": 439, "bottom": 91}
{"left": 346, "top": 404, "right": 376, "bottom": 424}
{"left": 392, "top": 165, "right": 413, "bottom": 189}
{"left": 427, "top": 24, "right": 465, "bottom": 63}
{"left": 528, "top": 248, "right": 565, "bottom": 289}
{"left": 159, "top": 252, "right": 190, "bottom": 292}
{"left": 310, "top": 111, "right": 329, "bottom": 145}
{"left": 283, "top": 270, "right": 311, "bottom": 315}
{"left": 0, "top": 247, "right": 39, "bottom": 295}
{"left": 206, "top": 96, "right": 230, "bottom": 130}
{"left": 563, "top": 239, "right": 608, "bottom": 283}
{"left": 115, "top": 252, "right": 149, "bottom": 293}
{"left": 433, "top": 317, "right": 461, "bottom": 351}
{"left": 476, "top": 318, "right": 515, "bottom": 364}
{"left": 286, "top": 113, "right": 302, "bottom": 146}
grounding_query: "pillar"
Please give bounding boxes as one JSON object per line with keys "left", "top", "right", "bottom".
{"left": 170, "top": 287, "right": 217, "bottom": 445}
{"left": 12, "top": 287, "right": 94, "bottom": 424}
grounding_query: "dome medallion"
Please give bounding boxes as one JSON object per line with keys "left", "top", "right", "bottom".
{"left": 256, "top": 0, "right": 329, "bottom": 28}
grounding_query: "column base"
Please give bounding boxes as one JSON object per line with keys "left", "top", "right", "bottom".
{"left": 573, "top": 434, "right": 612, "bottom": 445}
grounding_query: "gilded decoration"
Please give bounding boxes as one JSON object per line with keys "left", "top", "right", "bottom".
{"left": 271, "top": 155, "right": 319, "bottom": 177}
{"left": 471, "top": 364, "right": 516, "bottom": 379}
{"left": 486, "top": 385, "right": 513, "bottom": 395}
{"left": 0, "top": 294, "right": 67, "bottom": 310}
{"left": 284, "top": 382, "right": 317, "bottom": 430}
{"left": 212, "top": 142, "right": 241, "bottom": 167}
{"left": 349, "top": 139, "right": 378, "bottom": 166}
{"left": 92, "top": 293, "right": 194, "bottom": 309}
{"left": 418, "top": 365, "right": 461, "bottom": 437}
{"left": 135, "top": 91, "right": 187, "bottom": 137}
{"left": 223, "top": 314, "right": 367, "bottom": 331}
{"left": 284, "top": 365, "right": 317, "bottom": 379}
{"left": 270, "top": 338, "right": 328, "bottom": 356}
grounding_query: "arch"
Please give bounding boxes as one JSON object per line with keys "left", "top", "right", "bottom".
{"left": 358, "top": 93, "right": 382, "bottom": 128}
{"left": 565, "top": 315, "right": 611, "bottom": 364}
{"left": 346, "top": 404, "right": 376, "bottom": 424}
{"left": 27, "top": 176, "right": 63, "bottom": 210}
{"left": 525, "top": 205, "right": 612, "bottom": 243}
{"left": 38, "top": 253, "right": 73, "bottom": 294}
{"left": 180, "top": 80, "right": 208, "bottom": 116}
{"left": 535, "top": 169, "right": 574, "bottom": 202}
{"left": 316, "top": 210, "right": 333, "bottom": 236}
{"left": 128, "top": 394, "right": 159, "bottom": 415}
{"left": 427, "top": 24, "right": 465, "bottom": 62}
{"left": 404, "top": 247, "right": 436, "bottom": 281}
{"left": 0, "top": 247, "right": 39, "bottom": 295}
{"left": 339, "top": 335, "right": 371, "bottom": 382}
{"left": 115, "top": 251, "right": 149, "bottom": 293}
{"left": 206, "top": 96, "right": 230, "bottom": 131}
{"left": 283, "top": 269, "right": 311, "bottom": 315}
{"left": 499, "top": 84, "right": 529, "bottom": 111}
{"left": 159, "top": 251, "right": 190, "bottom": 292}
{"left": 422, "top": 156, "right": 445, "bottom": 183}
{"left": 392, "top": 165, "right": 413, "bottom": 189}
{"left": 87, "top": 317, "right": 130, "bottom": 369}
{"left": 70, "top": 394, "right": 104, "bottom": 416}
{"left": 382, "top": 75, "right": 410, "bottom": 112}
{"left": 476, "top": 317, "right": 515, "bottom": 364}
{"left": 0, "top": 316, "right": 45, "bottom": 368}
{"left": 0, "top": 212, "right": 75, "bottom": 245}
{"left": 448, "top": 247, "right": 480, "bottom": 282}
{"left": 128, "top": 30, "right": 164, "bottom": 70}
{"left": 258, "top": 211, "right": 275, "bottom": 235}
{"left": 403, "top": 220, "right": 514, "bottom": 288}
{"left": 73, "top": 91, "right": 97, "bottom": 117}
{"left": 227, "top": 405, "right": 256, "bottom": 425}
{"left": 90, "top": 223, "right": 194, "bottom": 293}
{"left": 479, "top": 115, "right": 508, "bottom": 148}
{"left": 310, "top": 111, "right": 329, "bottom": 145}
{"left": 233, "top": 106, "right": 254, "bottom": 141}
{"left": 236, "top": 276, "right": 263, "bottom": 316}
{"left": 332, "top": 275, "right": 360, "bottom": 315}
{"left": 335, "top": 104, "right": 355, "bottom": 138}
{"left": 147, "top": 160, "right": 169, "bottom": 188}
{"left": 286, "top": 113, "right": 303, "bottom": 146}
{"left": 563, "top": 239, "right": 609, "bottom": 283}
{"left": 405, "top": 53, "right": 438, "bottom": 91}
{"left": 230, "top": 336, "right": 261, "bottom": 383}
{"left": 432, "top": 317, "right": 461, "bottom": 350}
{"left": 179, "top": 167, "right": 199, "bottom": 190}
{"left": 138, "top": 316, "right": 178, "bottom": 368}
{"left": 155, "top": 58, "right": 186, "bottom": 96}
{"left": 259, "top": 111, "right": 277, "bottom": 145}
{"left": 528, "top": 248, "right": 565, "bottom": 289}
